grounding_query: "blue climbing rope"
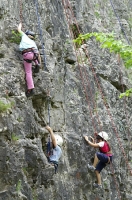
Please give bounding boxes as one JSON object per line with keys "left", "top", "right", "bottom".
{"left": 48, "top": 99, "right": 50, "bottom": 126}
{"left": 34, "top": 0, "right": 48, "bottom": 71}
{"left": 109, "top": 0, "right": 130, "bottom": 45}
{"left": 47, "top": 92, "right": 51, "bottom": 158}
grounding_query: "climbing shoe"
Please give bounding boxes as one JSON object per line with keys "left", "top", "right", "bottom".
{"left": 26, "top": 89, "right": 34, "bottom": 98}
{"left": 93, "top": 183, "right": 102, "bottom": 189}
{"left": 34, "top": 64, "right": 40, "bottom": 73}
{"left": 87, "top": 164, "right": 96, "bottom": 171}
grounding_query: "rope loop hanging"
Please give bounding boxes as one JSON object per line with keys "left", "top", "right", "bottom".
{"left": 18, "top": 0, "right": 23, "bottom": 23}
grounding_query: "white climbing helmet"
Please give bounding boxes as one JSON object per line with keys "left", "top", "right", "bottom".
{"left": 98, "top": 131, "right": 109, "bottom": 141}
{"left": 55, "top": 134, "right": 63, "bottom": 146}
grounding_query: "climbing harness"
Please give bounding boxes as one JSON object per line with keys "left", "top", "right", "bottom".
{"left": 22, "top": 48, "right": 39, "bottom": 64}
{"left": 46, "top": 139, "right": 59, "bottom": 174}
{"left": 46, "top": 143, "right": 59, "bottom": 174}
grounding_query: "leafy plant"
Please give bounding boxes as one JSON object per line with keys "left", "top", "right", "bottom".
{"left": 74, "top": 32, "right": 132, "bottom": 69}
{"left": 95, "top": 11, "right": 100, "bottom": 19}
{"left": 9, "top": 30, "right": 21, "bottom": 44}
{"left": 74, "top": 32, "right": 132, "bottom": 97}
{"left": 0, "top": 100, "right": 11, "bottom": 113}
{"left": 119, "top": 88, "right": 132, "bottom": 98}
{"left": 16, "top": 180, "right": 21, "bottom": 193}
{"left": 32, "top": 188, "right": 38, "bottom": 200}
{"left": 11, "top": 133, "right": 20, "bottom": 141}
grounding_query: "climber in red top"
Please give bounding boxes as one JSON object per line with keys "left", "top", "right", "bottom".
{"left": 84, "top": 131, "right": 113, "bottom": 189}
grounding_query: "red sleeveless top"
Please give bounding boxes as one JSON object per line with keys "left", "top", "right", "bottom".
{"left": 99, "top": 141, "right": 110, "bottom": 154}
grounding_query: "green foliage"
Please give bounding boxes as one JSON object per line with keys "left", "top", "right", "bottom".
{"left": 9, "top": 30, "right": 21, "bottom": 44}
{"left": 22, "top": 167, "right": 28, "bottom": 176}
{"left": 11, "top": 133, "right": 20, "bottom": 141}
{"left": 16, "top": 180, "right": 21, "bottom": 193}
{"left": 95, "top": 11, "right": 100, "bottom": 19}
{"left": 32, "top": 188, "right": 38, "bottom": 200}
{"left": 119, "top": 88, "right": 132, "bottom": 98}
{"left": 73, "top": 32, "right": 132, "bottom": 69}
{"left": 74, "top": 32, "right": 132, "bottom": 98}
{"left": 0, "top": 100, "right": 11, "bottom": 113}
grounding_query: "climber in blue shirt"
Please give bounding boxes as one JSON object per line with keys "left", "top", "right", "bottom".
{"left": 45, "top": 125, "right": 63, "bottom": 173}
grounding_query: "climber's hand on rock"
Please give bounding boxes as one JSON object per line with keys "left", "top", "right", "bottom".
{"left": 84, "top": 136, "right": 88, "bottom": 142}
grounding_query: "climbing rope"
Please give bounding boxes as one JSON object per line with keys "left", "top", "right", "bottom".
{"left": 62, "top": 0, "right": 102, "bottom": 135}
{"left": 47, "top": 90, "right": 51, "bottom": 126}
{"left": 61, "top": 0, "right": 132, "bottom": 199}
{"left": 61, "top": 4, "right": 121, "bottom": 200}
{"left": 18, "top": 0, "right": 23, "bottom": 23}
{"left": 34, "top": 0, "right": 48, "bottom": 71}
{"left": 63, "top": 9, "right": 121, "bottom": 200}
{"left": 63, "top": 0, "right": 132, "bottom": 174}
{"left": 109, "top": 0, "right": 130, "bottom": 45}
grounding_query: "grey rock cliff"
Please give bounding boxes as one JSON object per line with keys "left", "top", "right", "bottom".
{"left": 0, "top": 0, "right": 132, "bottom": 200}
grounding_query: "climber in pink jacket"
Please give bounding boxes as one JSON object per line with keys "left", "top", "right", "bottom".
{"left": 18, "top": 23, "right": 41, "bottom": 97}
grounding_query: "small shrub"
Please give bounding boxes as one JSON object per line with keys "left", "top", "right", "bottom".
{"left": 16, "top": 180, "right": 21, "bottom": 193}
{"left": 95, "top": 11, "right": 100, "bottom": 19}
{"left": 119, "top": 88, "right": 132, "bottom": 98}
{"left": 0, "top": 100, "right": 11, "bottom": 113}
{"left": 11, "top": 133, "right": 19, "bottom": 141}
{"left": 9, "top": 30, "right": 21, "bottom": 44}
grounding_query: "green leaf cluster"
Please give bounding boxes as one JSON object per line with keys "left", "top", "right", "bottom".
{"left": 74, "top": 32, "right": 132, "bottom": 98}
{"left": 9, "top": 30, "right": 21, "bottom": 44}
{"left": 119, "top": 88, "right": 132, "bottom": 98}
{"left": 16, "top": 180, "right": 21, "bottom": 193}
{"left": 11, "top": 133, "right": 20, "bottom": 141}
{"left": 73, "top": 32, "right": 132, "bottom": 69}
{"left": 0, "top": 100, "right": 11, "bottom": 113}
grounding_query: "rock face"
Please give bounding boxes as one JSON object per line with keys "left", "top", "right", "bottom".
{"left": 0, "top": 0, "right": 132, "bottom": 199}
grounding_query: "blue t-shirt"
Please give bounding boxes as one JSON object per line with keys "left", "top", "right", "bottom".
{"left": 49, "top": 145, "right": 62, "bottom": 162}
{"left": 19, "top": 32, "right": 38, "bottom": 51}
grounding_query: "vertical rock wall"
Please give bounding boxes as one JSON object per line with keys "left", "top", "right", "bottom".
{"left": 0, "top": 0, "right": 132, "bottom": 199}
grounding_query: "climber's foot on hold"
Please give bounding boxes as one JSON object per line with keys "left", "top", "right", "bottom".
{"left": 26, "top": 89, "right": 34, "bottom": 97}
{"left": 33, "top": 64, "right": 40, "bottom": 73}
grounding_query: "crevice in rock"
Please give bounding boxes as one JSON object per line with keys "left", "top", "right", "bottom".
{"left": 32, "top": 97, "right": 49, "bottom": 126}
{"left": 99, "top": 74, "right": 127, "bottom": 92}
